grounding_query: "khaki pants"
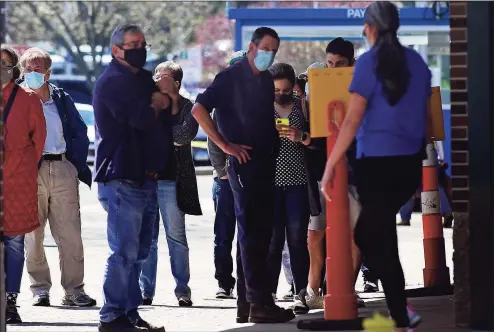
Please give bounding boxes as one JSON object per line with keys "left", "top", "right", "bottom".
{"left": 25, "top": 156, "right": 85, "bottom": 296}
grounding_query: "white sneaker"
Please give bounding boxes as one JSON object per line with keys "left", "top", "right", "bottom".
{"left": 293, "top": 287, "right": 324, "bottom": 314}
{"left": 306, "top": 287, "right": 324, "bottom": 309}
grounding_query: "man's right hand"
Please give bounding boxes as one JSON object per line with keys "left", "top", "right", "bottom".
{"left": 221, "top": 142, "right": 252, "bottom": 164}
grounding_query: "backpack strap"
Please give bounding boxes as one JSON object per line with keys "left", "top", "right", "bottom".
{"left": 3, "top": 84, "right": 20, "bottom": 123}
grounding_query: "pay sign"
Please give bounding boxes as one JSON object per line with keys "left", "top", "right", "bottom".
{"left": 308, "top": 67, "right": 445, "bottom": 141}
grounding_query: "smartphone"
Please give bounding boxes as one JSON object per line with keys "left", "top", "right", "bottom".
{"left": 276, "top": 118, "right": 289, "bottom": 126}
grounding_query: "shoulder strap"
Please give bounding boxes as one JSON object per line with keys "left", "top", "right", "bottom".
{"left": 3, "top": 84, "right": 20, "bottom": 123}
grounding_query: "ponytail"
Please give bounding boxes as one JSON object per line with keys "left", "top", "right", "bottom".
{"left": 374, "top": 32, "right": 409, "bottom": 106}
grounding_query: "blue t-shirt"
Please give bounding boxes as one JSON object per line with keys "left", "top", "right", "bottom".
{"left": 349, "top": 46, "right": 431, "bottom": 158}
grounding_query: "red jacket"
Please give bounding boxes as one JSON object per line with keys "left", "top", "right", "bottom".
{"left": 2, "top": 82, "right": 46, "bottom": 236}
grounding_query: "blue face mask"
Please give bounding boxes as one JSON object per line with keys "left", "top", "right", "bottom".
{"left": 25, "top": 71, "right": 46, "bottom": 89}
{"left": 362, "top": 29, "right": 372, "bottom": 50}
{"left": 305, "top": 82, "right": 309, "bottom": 98}
{"left": 254, "top": 50, "right": 274, "bottom": 72}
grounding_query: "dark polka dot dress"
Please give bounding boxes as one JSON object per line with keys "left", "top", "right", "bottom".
{"left": 274, "top": 102, "right": 307, "bottom": 187}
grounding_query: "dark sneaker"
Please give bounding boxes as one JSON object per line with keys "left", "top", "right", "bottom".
{"left": 6, "top": 301, "right": 22, "bottom": 324}
{"left": 282, "top": 289, "right": 294, "bottom": 300}
{"left": 62, "top": 293, "right": 97, "bottom": 307}
{"left": 356, "top": 294, "right": 366, "bottom": 308}
{"left": 142, "top": 297, "right": 153, "bottom": 305}
{"left": 236, "top": 302, "right": 250, "bottom": 324}
{"left": 397, "top": 220, "right": 411, "bottom": 226}
{"left": 249, "top": 303, "right": 295, "bottom": 323}
{"left": 216, "top": 287, "right": 234, "bottom": 299}
{"left": 135, "top": 318, "right": 166, "bottom": 331}
{"left": 443, "top": 215, "right": 454, "bottom": 228}
{"left": 363, "top": 281, "right": 379, "bottom": 293}
{"left": 33, "top": 291, "right": 50, "bottom": 306}
{"left": 178, "top": 295, "right": 193, "bottom": 307}
{"left": 98, "top": 316, "right": 147, "bottom": 332}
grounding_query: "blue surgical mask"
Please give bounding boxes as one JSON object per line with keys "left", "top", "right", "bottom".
{"left": 305, "top": 82, "right": 309, "bottom": 98}
{"left": 25, "top": 71, "right": 46, "bottom": 89}
{"left": 254, "top": 50, "right": 274, "bottom": 72}
{"left": 362, "top": 30, "right": 372, "bottom": 50}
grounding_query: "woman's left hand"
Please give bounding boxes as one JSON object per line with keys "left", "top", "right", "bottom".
{"left": 278, "top": 125, "right": 302, "bottom": 142}
{"left": 320, "top": 163, "right": 335, "bottom": 202}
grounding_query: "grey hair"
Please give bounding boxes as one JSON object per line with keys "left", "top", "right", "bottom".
{"left": 110, "top": 24, "right": 144, "bottom": 48}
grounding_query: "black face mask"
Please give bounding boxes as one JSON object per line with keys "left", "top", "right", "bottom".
{"left": 1, "top": 66, "right": 13, "bottom": 85}
{"left": 275, "top": 93, "right": 292, "bottom": 106}
{"left": 123, "top": 47, "right": 147, "bottom": 69}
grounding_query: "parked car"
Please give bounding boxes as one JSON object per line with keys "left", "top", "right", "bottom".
{"left": 75, "top": 103, "right": 95, "bottom": 165}
{"left": 50, "top": 79, "right": 93, "bottom": 105}
{"left": 75, "top": 101, "right": 209, "bottom": 166}
{"left": 192, "top": 127, "right": 210, "bottom": 166}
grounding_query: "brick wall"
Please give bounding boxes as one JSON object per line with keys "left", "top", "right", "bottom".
{"left": 450, "top": 2, "right": 470, "bottom": 328}
{"left": 450, "top": 2, "right": 469, "bottom": 213}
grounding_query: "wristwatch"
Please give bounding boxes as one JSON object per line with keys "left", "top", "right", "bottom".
{"left": 300, "top": 131, "right": 307, "bottom": 141}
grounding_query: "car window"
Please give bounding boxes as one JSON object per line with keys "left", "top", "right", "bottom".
{"left": 78, "top": 110, "right": 94, "bottom": 126}
{"left": 49, "top": 80, "right": 93, "bottom": 105}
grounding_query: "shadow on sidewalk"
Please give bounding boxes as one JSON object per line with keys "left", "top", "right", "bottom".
{"left": 150, "top": 304, "right": 236, "bottom": 310}
{"left": 218, "top": 296, "right": 466, "bottom": 332}
{"left": 51, "top": 305, "right": 101, "bottom": 310}
{"left": 12, "top": 322, "right": 98, "bottom": 327}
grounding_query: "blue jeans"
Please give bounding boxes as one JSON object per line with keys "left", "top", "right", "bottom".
{"left": 139, "top": 180, "right": 191, "bottom": 299}
{"left": 98, "top": 180, "right": 157, "bottom": 323}
{"left": 5, "top": 235, "right": 25, "bottom": 293}
{"left": 282, "top": 240, "right": 294, "bottom": 290}
{"left": 267, "top": 185, "right": 310, "bottom": 295}
{"left": 399, "top": 184, "right": 452, "bottom": 221}
{"left": 212, "top": 178, "right": 236, "bottom": 290}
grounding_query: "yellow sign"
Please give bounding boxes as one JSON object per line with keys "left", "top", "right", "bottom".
{"left": 309, "top": 67, "right": 445, "bottom": 141}
{"left": 362, "top": 312, "right": 396, "bottom": 331}
{"left": 429, "top": 86, "right": 445, "bottom": 141}
{"left": 308, "top": 67, "right": 354, "bottom": 138}
{"left": 191, "top": 140, "right": 208, "bottom": 149}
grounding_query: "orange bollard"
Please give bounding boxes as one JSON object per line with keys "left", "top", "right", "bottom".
{"left": 297, "top": 101, "right": 362, "bottom": 330}
{"left": 323, "top": 101, "right": 358, "bottom": 320}
{"left": 421, "top": 143, "right": 451, "bottom": 288}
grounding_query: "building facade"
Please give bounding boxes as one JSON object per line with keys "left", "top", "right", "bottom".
{"left": 450, "top": 2, "right": 494, "bottom": 330}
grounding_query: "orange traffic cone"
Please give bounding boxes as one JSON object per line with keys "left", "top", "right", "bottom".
{"left": 297, "top": 101, "right": 363, "bottom": 331}
{"left": 421, "top": 143, "right": 451, "bottom": 288}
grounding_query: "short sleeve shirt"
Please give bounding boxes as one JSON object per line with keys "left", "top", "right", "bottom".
{"left": 274, "top": 101, "right": 307, "bottom": 187}
{"left": 195, "top": 58, "right": 279, "bottom": 154}
{"left": 349, "top": 47, "right": 432, "bottom": 158}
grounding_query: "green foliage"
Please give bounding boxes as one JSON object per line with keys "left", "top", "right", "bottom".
{"left": 6, "top": 1, "right": 224, "bottom": 85}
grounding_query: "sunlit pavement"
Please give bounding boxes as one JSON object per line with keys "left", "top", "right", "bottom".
{"left": 7, "top": 175, "right": 455, "bottom": 331}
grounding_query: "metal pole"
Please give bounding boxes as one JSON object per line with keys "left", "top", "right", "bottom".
{"left": 0, "top": 101, "right": 5, "bottom": 331}
{"left": 0, "top": 1, "right": 6, "bottom": 43}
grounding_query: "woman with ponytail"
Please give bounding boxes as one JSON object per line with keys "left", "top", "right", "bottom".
{"left": 319, "top": 2, "right": 432, "bottom": 331}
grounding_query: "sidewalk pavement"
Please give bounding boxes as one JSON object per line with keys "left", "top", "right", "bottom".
{"left": 6, "top": 176, "right": 460, "bottom": 332}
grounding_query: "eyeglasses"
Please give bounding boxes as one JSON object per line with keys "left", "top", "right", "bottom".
{"left": 153, "top": 73, "right": 175, "bottom": 82}
{"left": 121, "top": 42, "right": 151, "bottom": 51}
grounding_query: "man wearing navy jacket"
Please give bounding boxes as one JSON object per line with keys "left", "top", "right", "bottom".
{"left": 93, "top": 24, "right": 170, "bottom": 332}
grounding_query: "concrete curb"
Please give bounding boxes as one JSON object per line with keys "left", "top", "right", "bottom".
{"left": 195, "top": 166, "right": 213, "bottom": 176}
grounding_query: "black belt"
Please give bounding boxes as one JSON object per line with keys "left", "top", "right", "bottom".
{"left": 145, "top": 171, "right": 173, "bottom": 181}
{"left": 43, "top": 154, "right": 64, "bottom": 161}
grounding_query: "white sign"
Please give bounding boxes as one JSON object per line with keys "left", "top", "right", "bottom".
{"left": 179, "top": 46, "right": 203, "bottom": 84}
{"left": 421, "top": 191, "right": 441, "bottom": 215}
{"left": 347, "top": 8, "right": 366, "bottom": 19}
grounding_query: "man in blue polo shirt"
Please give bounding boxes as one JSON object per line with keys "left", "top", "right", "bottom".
{"left": 192, "top": 27, "right": 294, "bottom": 324}
{"left": 93, "top": 24, "right": 171, "bottom": 332}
